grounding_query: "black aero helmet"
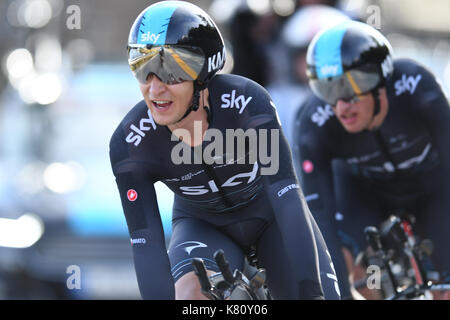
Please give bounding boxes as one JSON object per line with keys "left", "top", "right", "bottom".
{"left": 306, "top": 20, "right": 394, "bottom": 106}
{"left": 127, "top": 1, "right": 225, "bottom": 88}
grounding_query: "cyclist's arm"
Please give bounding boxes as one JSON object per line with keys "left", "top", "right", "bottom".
{"left": 411, "top": 62, "right": 450, "bottom": 176}
{"left": 110, "top": 146, "right": 174, "bottom": 299}
{"left": 292, "top": 104, "right": 352, "bottom": 299}
{"left": 243, "top": 85, "right": 325, "bottom": 299}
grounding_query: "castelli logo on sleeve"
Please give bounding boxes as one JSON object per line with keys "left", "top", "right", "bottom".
{"left": 277, "top": 184, "right": 299, "bottom": 197}
{"left": 127, "top": 189, "right": 138, "bottom": 201}
{"left": 302, "top": 160, "right": 314, "bottom": 174}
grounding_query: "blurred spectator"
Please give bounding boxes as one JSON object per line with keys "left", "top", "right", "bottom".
{"left": 228, "top": 8, "right": 282, "bottom": 87}
{"left": 296, "top": 0, "right": 339, "bottom": 8}
{"left": 267, "top": 5, "right": 350, "bottom": 145}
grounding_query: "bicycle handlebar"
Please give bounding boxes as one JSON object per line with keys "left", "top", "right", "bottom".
{"left": 365, "top": 214, "right": 449, "bottom": 300}
{"left": 387, "top": 283, "right": 450, "bottom": 300}
{"left": 191, "top": 249, "right": 270, "bottom": 300}
{"left": 364, "top": 224, "right": 399, "bottom": 293}
{"left": 381, "top": 216, "right": 409, "bottom": 244}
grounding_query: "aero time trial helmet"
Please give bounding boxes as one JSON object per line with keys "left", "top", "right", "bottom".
{"left": 306, "top": 20, "right": 394, "bottom": 106}
{"left": 127, "top": 1, "right": 225, "bottom": 88}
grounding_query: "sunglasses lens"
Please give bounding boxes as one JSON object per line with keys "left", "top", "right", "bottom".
{"left": 128, "top": 45, "right": 205, "bottom": 85}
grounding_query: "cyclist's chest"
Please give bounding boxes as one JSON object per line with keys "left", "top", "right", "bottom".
{"left": 333, "top": 111, "right": 433, "bottom": 171}
{"left": 161, "top": 160, "right": 264, "bottom": 212}
{"left": 163, "top": 154, "right": 259, "bottom": 186}
{"left": 140, "top": 130, "right": 265, "bottom": 211}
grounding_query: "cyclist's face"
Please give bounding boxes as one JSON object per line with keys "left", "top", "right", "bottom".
{"left": 332, "top": 93, "right": 374, "bottom": 133}
{"left": 139, "top": 74, "right": 194, "bottom": 126}
{"left": 293, "top": 51, "right": 308, "bottom": 84}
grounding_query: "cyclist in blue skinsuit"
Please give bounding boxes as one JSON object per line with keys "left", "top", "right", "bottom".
{"left": 109, "top": 1, "right": 340, "bottom": 300}
{"left": 293, "top": 21, "right": 450, "bottom": 299}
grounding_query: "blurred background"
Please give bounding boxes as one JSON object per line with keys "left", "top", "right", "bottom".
{"left": 0, "top": 0, "right": 448, "bottom": 299}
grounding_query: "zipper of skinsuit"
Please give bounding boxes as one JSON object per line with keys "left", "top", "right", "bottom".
{"left": 373, "top": 129, "right": 400, "bottom": 177}
{"left": 192, "top": 146, "right": 235, "bottom": 209}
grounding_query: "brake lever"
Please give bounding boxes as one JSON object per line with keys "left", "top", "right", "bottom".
{"left": 214, "top": 250, "right": 234, "bottom": 282}
{"left": 191, "top": 258, "right": 222, "bottom": 300}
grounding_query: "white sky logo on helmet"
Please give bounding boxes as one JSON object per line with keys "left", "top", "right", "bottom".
{"left": 140, "top": 32, "right": 161, "bottom": 44}
{"left": 320, "top": 64, "right": 339, "bottom": 78}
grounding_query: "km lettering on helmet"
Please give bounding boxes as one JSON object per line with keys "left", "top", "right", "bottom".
{"left": 208, "top": 47, "right": 226, "bottom": 73}
{"left": 381, "top": 55, "right": 394, "bottom": 78}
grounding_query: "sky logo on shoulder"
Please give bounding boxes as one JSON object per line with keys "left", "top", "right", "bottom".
{"left": 221, "top": 90, "right": 252, "bottom": 114}
{"left": 394, "top": 74, "right": 422, "bottom": 96}
{"left": 311, "top": 104, "right": 334, "bottom": 127}
{"left": 126, "top": 109, "right": 157, "bottom": 146}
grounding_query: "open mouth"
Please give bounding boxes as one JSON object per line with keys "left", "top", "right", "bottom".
{"left": 152, "top": 100, "right": 172, "bottom": 111}
{"left": 340, "top": 112, "right": 358, "bottom": 124}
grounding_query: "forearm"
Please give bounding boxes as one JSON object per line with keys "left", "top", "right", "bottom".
{"left": 413, "top": 63, "right": 450, "bottom": 176}
{"left": 265, "top": 178, "right": 324, "bottom": 299}
{"left": 301, "top": 171, "right": 352, "bottom": 299}
{"left": 131, "top": 228, "right": 175, "bottom": 299}
{"left": 310, "top": 205, "right": 351, "bottom": 299}
{"left": 112, "top": 168, "right": 174, "bottom": 299}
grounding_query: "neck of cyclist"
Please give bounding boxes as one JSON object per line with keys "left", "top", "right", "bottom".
{"left": 365, "top": 88, "right": 389, "bottom": 131}
{"left": 168, "top": 88, "right": 210, "bottom": 147}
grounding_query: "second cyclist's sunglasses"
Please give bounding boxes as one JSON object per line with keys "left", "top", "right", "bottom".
{"left": 308, "top": 65, "right": 381, "bottom": 105}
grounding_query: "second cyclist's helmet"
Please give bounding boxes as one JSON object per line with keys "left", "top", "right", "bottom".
{"left": 306, "top": 21, "right": 394, "bottom": 105}
{"left": 127, "top": 1, "right": 226, "bottom": 88}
